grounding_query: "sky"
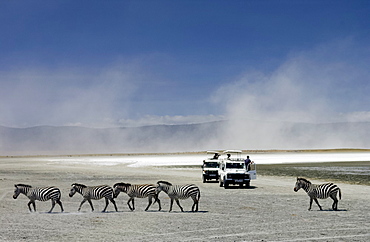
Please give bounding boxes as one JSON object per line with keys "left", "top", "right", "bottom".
{"left": 1, "top": 0, "right": 370, "bottom": 128}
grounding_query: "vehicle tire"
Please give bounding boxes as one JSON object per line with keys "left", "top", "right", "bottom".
{"left": 245, "top": 181, "right": 250, "bottom": 188}
{"left": 224, "top": 182, "right": 229, "bottom": 189}
{"left": 203, "top": 176, "right": 206, "bottom": 183}
{"left": 219, "top": 180, "right": 223, "bottom": 187}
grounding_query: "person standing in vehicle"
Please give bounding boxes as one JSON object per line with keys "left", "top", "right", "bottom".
{"left": 212, "top": 153, "right": 220, "bottom": 159}
{"left": 244, "top": 156, "right": 252, "bottom": 171}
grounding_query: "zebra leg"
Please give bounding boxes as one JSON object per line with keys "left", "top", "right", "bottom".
{"left": 132, "top": 198, "right": 135, "bottom": 211}
{"left": 330, "top": 194, "right": 338, "bottom": 211}
{"left": 127, "top": 197, "right": 134, "bottom": 211}
{"left": 145, "top": 197, "right": 152, "bottom": 211}
{"left": 191, "top": 202, "right": 196, "bottom": 212}
{"left": 157, "top": 197, "right": 161, "bottom": 211}
{"left": 102, "top": 198, "right": 109, "bottom": 212}
{"left": 32, "top": 201, "right": 36, "bottom": 212}
{"left": 88, "top": 199, "right": 95, "bottom": 212}
{"left": 313, "top": 198, "right": 322, "bottom": 210}
{"left": 153, "top": 194, "right": 161, "bottom": 211}
{"left": 175, "top": 198, "right": 184, "bottom": 212}
{"left": 57, "top": 200, "right": 64, "bottom": 212}
{"left": 78, "top": 199, "right": 87, "bottom": 211}
{"left": 191, "top": 197, "right": 199, "bottom": 212}
{"left": 48, "top": 200, "right": 56, "bottom": 213}
{"left": 27, "top": 201, "right": 33, "bottom": 212}
{"left": 109, "top": 197, "right": 118, "bottom": 212}
{"left": 308, "top": 198, "right": 313, "bottom": 211}
{"left": 169, "top": 198, "right": 174, "bottom": 212}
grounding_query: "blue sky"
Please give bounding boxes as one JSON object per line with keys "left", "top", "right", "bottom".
{"left": 1, "top": 0, "right": 370, "bottom": 128}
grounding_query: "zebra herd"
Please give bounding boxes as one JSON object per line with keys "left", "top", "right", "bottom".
{"left": 13, "top": 181, "right": 201, "bottom": 213}
{"left": 13, "top": 178, "right": 342, "bottom": 213}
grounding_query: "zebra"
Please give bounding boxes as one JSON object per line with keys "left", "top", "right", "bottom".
{"left": 113, "top": 183, "right": 161, "bottom": 211}
{"left": 156, "top": 181, "right": 200, "bottom": 212}
{"left": 294, "top": 177, "right": 342, "bottom": 211}
{"left": 13, "top": 184, "right": 64, "bottom": 213}
{"left": 69, "top": 183, "right": 118, "bottom": 212}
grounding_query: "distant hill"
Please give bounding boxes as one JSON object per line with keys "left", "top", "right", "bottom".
{"left": 0, "top": 122, "right": 223, "bottom": 155}
{"left": 1, "top": 120, "right": 369, "bottom": 155}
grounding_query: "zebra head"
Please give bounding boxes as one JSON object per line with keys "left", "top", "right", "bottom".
{"left": 69, "top": 183, "right": 85, "bottom": 197}
{"left": 113, "top": 183, "right": 130, "bottom": 198}
{"left": 294, "top": 177, "right": 310, "bottom": 192}
{"left": 156, "top": 181, "right": 172, "bottom": 194}
{"left": 13, "top": 184, "right": 31, "bottom": 199}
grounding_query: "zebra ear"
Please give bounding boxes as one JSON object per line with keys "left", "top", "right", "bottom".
{"left": 14, "top": 184, "right": 17, "bottom": 187}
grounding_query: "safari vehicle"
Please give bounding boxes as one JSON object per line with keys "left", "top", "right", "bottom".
{"left": 202, "top": 151, "right": 221, "bottom": 183}
{"left": 219, "top": 150, "right": 257, "bottom": 188}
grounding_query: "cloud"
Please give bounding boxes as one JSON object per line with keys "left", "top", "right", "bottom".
{"left": 215, "top": 38, "right": 370, "bottom": 122}
{"left": 0, "top": 63, "right": 139, "bottom": 127}
{"left": 212, "top": 38, "right": 370, "bottom": 149}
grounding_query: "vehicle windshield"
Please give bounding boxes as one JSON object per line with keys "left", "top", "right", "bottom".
{"left": 204, "top": 162, "right": 219, "bottom": 168}
{"left": 226, "top": 163, "right": 245, "bottom": 169}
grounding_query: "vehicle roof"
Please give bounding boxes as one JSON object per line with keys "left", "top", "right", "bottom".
{"left": 223, "top": 150, "right": 242, "bottom": 154}
{"left": 206, "top": 150, "right": 220, "bottom": 154}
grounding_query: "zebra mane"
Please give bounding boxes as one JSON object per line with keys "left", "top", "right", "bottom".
{"left": 157, "top": 180, "right": 172, "bottom": 186}
{"left": 297, "top": 177, "right": 311, "bottom": 184}
{"left": 15, "top": 184, "right": 32, "bottom": 188}
{"left": 71, "top": 183, "right": 87, "bottom": 188}
{"left": 113, "top": 182, "right": 131, "bottom": 187}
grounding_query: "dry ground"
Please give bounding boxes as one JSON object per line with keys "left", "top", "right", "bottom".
{"left": 0, "top": 157, "right": 369, "bottom": 241}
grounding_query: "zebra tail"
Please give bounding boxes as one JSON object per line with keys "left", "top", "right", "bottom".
{"left": 339, "top": 188, "right": 342, "bottom": 200}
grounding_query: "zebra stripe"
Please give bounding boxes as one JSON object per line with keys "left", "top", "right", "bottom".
{"left": 294, "top": 177, "right": 342, "bottom": 211}
{"left": 69, "top": 183, "right": 118, "bottom": 212}
{"left": 156, "top": 181, "right": 200, "bottom": 212}
{"left": 113, "top": 183, "right": 161, "bottom": 211}
{"left": 13, "top": 184, "right": 64, "bottom": 213}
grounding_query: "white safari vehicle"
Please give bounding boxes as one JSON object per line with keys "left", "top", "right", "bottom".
{"left": 202, "top": 151, "right": 221, "bottom": 183}
{"left": 219, "top": 150, "right": 257, "bottom": 188}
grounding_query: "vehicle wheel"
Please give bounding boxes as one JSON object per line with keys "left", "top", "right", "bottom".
{"left": 224, "top": 182, "right": 229, "bottom": 189}
{"left": 219, "top": 180, "right": 223, "bottom": 187}
{"left": 203, "top": 176, "right": 206, "bottom": 183}
{"left": 245, "top": 181, "right": 250, "bottom": 188}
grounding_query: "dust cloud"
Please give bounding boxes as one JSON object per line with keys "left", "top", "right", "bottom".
{"left": 1, "top": 40, "right": 370, "bottom": 155}
{"left": 212, "top": 40, "right": 370, "bottom": 150}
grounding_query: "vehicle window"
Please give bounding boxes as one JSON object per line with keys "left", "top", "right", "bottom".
{"left": 204, "top": 162, "right": 219, "bottom": 168}
{"left": 226, "top": 163, "right": 245, "bottom": 169}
